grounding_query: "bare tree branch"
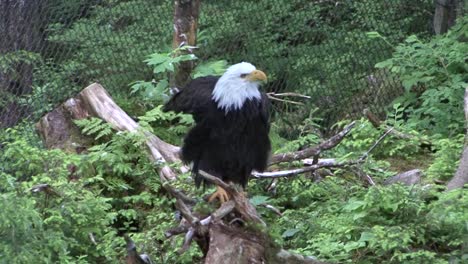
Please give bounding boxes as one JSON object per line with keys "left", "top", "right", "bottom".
{"left": 270, "top": 121, "right": 356, "bottom": 165}
{"left": 253, "top": 161, "right": 357, "bottom": 179}
{"left": 267, "top": 92, "right": 311, "bottom": 99}
{"left": 358, "top": 127, "right": 394, "bottom": 162}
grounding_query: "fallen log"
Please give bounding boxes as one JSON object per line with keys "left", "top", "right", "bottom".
{"left": 35, "top": 83, "right": 180, "bottom": 181}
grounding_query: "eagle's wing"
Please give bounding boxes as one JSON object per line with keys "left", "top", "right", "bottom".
{"left": 163, "top": 76, "right": 219, "bottom": 120}
{"left": 260, "top": 92, "right": 271, "bottom": 132}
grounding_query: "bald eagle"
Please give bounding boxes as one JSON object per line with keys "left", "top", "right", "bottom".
{"left": 164, "top": 62, "right": 271, "bottom": 202}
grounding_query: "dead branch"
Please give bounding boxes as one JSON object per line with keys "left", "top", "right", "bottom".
{"left": 256, "top": 125, "right": 389, "bottom": 182}
{"left": 36, "top": 83, "right": 182, "bottom": 181}
{"left": 267, "top": 92, "right": 311, "bottom": 105}
{"left": 124, "top": 234, "right": 153, "bottom": 264}
{"left": 198, "top": 170, "right": 265, "bottom": 225}
{"left": 270, "top": 121, "right": 356, "bottom": 165}
{"left": 267, "top": 95, "right": 305, "bottom": 105}
{"left": 358, "top": 127, "right": 394, "bottom": 162}
{"left": 267, "top": 92, "right": 311, "bottom": 99}
{"left": 253, "top": 160, "right": 358, "bottom": 179}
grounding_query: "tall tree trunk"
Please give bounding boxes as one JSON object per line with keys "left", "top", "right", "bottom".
{"left": 171, "top": 0, "right": 200, "bottom": 88}
{"left": 447, "top": 87, "right": 468, "bottom": 190}
{"left": 433, "top": 0, "right": 464, "bottom": 34}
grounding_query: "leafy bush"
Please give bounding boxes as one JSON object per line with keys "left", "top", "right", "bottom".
{"left": 270, "top": 177, "right": 467, "bottom": 264}
{"left": 374, "top": 16, "right": 468, "bottom": 136}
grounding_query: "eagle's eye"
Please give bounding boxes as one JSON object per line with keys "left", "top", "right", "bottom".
{"left": 240, "top": 73, "right": 248, "bottom": 78}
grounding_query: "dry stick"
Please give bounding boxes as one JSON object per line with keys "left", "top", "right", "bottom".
{"left": 197, "top": 170, "right": 236, "bottom": 193}
{"left": 358, "top": 127, "right": 394, "bottom": 162}
{"left": 266, "top": 92, "right": 311, "bottom": 105}
{"left": 267, "top": 92, "right": 311, "bottom": 99}
{"left": 254, "top": 124, "right": 391, "bottom": 180}
{"left": 180, "top": 227, "right": 195, "bottom": 253}
{"left": 165, "top": 225, "right": 189, "bottom": 238}
{"left": 200, "top": 201, "right": 236, "bottom": 226}
{"left": 267, "top": 96, "right": 305, "bottom": 105}
{"left": 253, "top": 161, "right": 357, "bottom": 179}
{"left": 198, "top": 170, "right": 265, "bottom": 225}
{"left": 270, "top": 121, "right": 356, "bottom": 165}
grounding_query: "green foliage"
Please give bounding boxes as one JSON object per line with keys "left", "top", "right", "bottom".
{"left": 130, "top": 46, "right": 227, "bottom": 107}
{"left": 268, "top": 177, "right": 467, "bottom": 263}
{"left": 1, "top": 1, "right": 465, "bottom": 263}
{"left": 426, "top": 134, "right": 465, "bottom": 181}
{"left": 374, "top": 17, "right": 468, "bottom": 136}
{"left": 0, "top": 129, "right": 121, "bottom": 263}
{"left": 334, "top": 118, "right": 425, "bottom": 160}
{"left": 0, "top": 116, "right": 199, "bottom": 263}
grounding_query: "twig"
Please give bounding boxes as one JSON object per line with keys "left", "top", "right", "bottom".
{"left": 267, "top": 95, "right": 305, "bottom": 105}
{"left": 358, "top": 127, "right": 394, "bottom": 162}
{"left": 89, "top": 233, "right": 98, "bottom": 245}
{"left": 270, "top": 121, "right": 356, "bottom": 165}
{"left": 179, "top": 227, "right": 195, "bottom": 253}
{"left": 350, "top": 166, "right": 376, "bottom": 186}
{"left": 253, "top": 161, "right": 358, "bottom": 179}
{"left": 165, "top": 225, "right": 189, "bottom": 238}
{"left": 267, "top": 92, "right": 311, "bottom": 99}
{"left": 162, "top": 182, "right": 197, "bottom": 204}
{"left": 260, "top": 204, "right": 283, "bottom": 216}
{"left": 198, "top": 170, "right": 236, "bottom": 193}
{"left": 175, "top": 199, "right": 198, "bottom": 224}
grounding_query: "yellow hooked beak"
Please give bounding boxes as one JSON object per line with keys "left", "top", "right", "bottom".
{"left": 246, "top": 70, "right": 267, "bottom": 83}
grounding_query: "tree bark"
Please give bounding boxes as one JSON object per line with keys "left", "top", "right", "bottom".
{"left": 35, "top": 83, "right": 180, "bottom": 180}
{"left": 433, "top": 0, "right": 463, "bottom": 34}
{"left": 171, "top": 0, "right": 200, "bottom": 88}
{"left": 205, "top": 224, "right": 325, "bottom": 264}
{"left": 447, "top": 87, "right": 468, "bottom": 190}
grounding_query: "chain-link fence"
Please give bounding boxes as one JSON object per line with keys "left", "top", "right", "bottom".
{"left": 1, "top": 0, "right": 435, "bottom": 137}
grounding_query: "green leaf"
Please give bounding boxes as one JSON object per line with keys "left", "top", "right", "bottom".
{"left": 343, "top": 199, "right": 366, "bottom": 212}
{"left": 366, "top": 31, "right": 382, "bottom": 39}
{"left": 250, "top": 195, "right": 270, "bottom": 206}
{"left": 282, "top": 228, "right": 300, "bottom": 238}
{"left": 375, "top": 60, "right": 393, "bottom": 69}
{"left": 145, "top": 53, "right": 169, "bottom": 65}
{"left": 358, "top": 231, "right": 375, "bottom": 242}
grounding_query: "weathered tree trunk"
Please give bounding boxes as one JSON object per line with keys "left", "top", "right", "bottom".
{"left": 205, "top": 224, "right": 324, "bottom": 264}
{"left": 433, "top": 0, "right": 463, "bottom": 34}
{"left": 171, "top": 0, "right": 200, "bottom": 87}
{"left": 447, "top": 87, "right": 468, "bottom": 190}
{"left": 36, "top": 83, "right": 180, "bottom": 180}
{"left": 0, "top": 0, "right": 48, "bottom": 127}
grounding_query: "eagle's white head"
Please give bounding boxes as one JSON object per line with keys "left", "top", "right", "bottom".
{"left": 212, "top": 62, "right": 267, "bottom": 112}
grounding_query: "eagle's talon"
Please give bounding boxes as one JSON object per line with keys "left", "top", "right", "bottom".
{"left": 208, "top": 186, "right": 230, "bottom": 204}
